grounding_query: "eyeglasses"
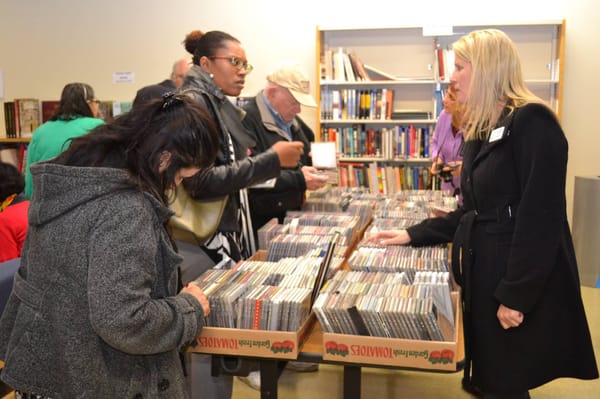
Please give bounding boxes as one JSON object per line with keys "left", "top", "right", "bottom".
{"left": 87, "top": 99, "right": 101, "bottom": 105}
{"left": 209, "top": 56, "right": 253, "bottom": 73}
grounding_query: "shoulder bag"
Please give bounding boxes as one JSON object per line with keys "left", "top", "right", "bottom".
{"left": 169, "top": 185, "right": 228, "bottom": 246}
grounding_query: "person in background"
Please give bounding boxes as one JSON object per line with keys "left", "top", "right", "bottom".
{"left": 238, "top": 64, "right": 327, "bottom": 390}
{"left": 430, "top": 84, "right": 464, "bottom": 201}
{"left": 0, "top": 93, "right": 219, "bottom": 398}
{"left": 243, "top": 63, "right": 328, "bottom": 239}
{"left": 24, "top": 82, "right": 104, "bottom": 199}
{"left": 368, "top": 29, "right": 598, "bottom": 399}
{"left": 0, "top": 162, "right": 29, "bottom": 262}
{"left": 179, "top": 29, "right": 304, "bottom": 399}
{"left": 180, "top": 30, "right": 303, "bottom": 269}
{"left": 133, "top": 58, "right": 192, "bottom": 107}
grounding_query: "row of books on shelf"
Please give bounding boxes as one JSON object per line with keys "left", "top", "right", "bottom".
{"left": 435, "top": 46, "right": 455, "bottom": 82}
{"left": 3, "top": 99, "right": 43, "bottom": 138}
{"left": 3, "top": 99, "right": 132, "bottom": 138}
{"left": 322, "top": 124, "right": 432, "bottom": 160}
{"left": 321, "top": 47, "right": 370, "bottom": 82}
{"left": 338, "top": 163, "right": 437, "bottom": 193}
{"left": 321, "top": 47, "right": 415, "bottom": 82}
{"left": 320, "top": 88, "right": 394, "bottom": 121}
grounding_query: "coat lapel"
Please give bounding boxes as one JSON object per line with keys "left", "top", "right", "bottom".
{"left": 471, "top": 109, "right": 516, "bottom": 168}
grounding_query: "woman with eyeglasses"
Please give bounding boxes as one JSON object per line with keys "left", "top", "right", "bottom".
{"left": 24, "top": 82, "right": 105, "bottom": 199}
{"left": 0, "top": 94, "right": 219, "bottom": 398}
{"left": 180, "top": 30, "right": 303, "bottom": 265}
{"left": 179, "top": 29, "right": 304, "bottom": 399}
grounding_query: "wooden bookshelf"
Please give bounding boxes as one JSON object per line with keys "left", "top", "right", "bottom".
{"left": 0, "top": 138, "right": 31, "bottom": 172}
{"left": 315, "top": 21, "right": 566, "bottom": 190}
{"left": 0, "top": 138, "right": 31, "bottom": 144}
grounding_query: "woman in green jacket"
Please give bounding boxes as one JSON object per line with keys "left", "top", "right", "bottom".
{"left": 24, "top": 82, "right": 104, "bottom": 199}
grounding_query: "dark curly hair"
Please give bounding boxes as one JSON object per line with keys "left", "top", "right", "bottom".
{"left": 0, "top": 162, "right": 25, "bottom": 202}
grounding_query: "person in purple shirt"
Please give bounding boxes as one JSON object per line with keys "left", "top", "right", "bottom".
{"left": 430, "top": 84, "right": 464, "bottom": 202}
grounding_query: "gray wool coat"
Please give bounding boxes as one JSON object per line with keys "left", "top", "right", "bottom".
{"left": 0, "top": 163, "right": 205, "bottom": 398}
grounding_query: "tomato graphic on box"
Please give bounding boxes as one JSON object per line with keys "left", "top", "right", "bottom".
{"left": 441, "top": 349, "right": 454, "bottom": 363}
{"left": 429, "top": 350, "right": 442, "bottom": 364}
{"left": 271, "top": 341, "right": 283, "bottom": 353}
{"left": 282, "top": 340, "right": 295, "bottom": 353}
{"left": 337, "top": 343, "right": 349, "bottom": 356}
{"left": 270, "top": 340, "right": 295, "bottom": 354}
{"left": 325, "top": 341, "right": 338, "bottom": 352}
{"left": 428, "top": 349, "right": 454, "bottom": 364}
{"left": 324, "top": 341, "right": 348, "bottom": 357}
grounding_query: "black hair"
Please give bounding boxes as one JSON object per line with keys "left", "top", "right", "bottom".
{"left": 51, "top": 82, "right": 96, "bottom": 121}
{"left": 183, "top": 30, "right": 240, "bottom": 66}
{"left": 53, "top": 93, "right": 220, "bottom": 205}
{"left": 0, "top": 162, "right": 25, "bottom": 201}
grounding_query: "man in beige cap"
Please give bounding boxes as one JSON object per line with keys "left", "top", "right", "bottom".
{"left": 239, "top": 65, "right": 326, "bottom": 388}
{"left": 265, "top": 63, "right": 318, "bottom": 107}
{"left": 242, "top": 64, "right": 327, "bottom": 235}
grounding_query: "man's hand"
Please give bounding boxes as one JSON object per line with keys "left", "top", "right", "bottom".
{"left": 302, "top": 166, "right": 329, "bottom": 190}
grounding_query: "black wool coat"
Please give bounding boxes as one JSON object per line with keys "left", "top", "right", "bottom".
{"left": 408, "top": 103, "right": 598, "bottom": 394}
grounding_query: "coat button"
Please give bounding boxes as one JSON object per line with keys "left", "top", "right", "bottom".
{"left": 277, "top": 201, "right": 283, "bottom": 207}
{"left": 158, "top": 379, "right": 170, "bottom": 391}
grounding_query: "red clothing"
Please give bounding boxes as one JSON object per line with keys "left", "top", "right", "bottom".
{"left": 0, "top": 201, "right": 29, "bottom": 262}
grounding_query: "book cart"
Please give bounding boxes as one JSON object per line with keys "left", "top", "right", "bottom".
{"left": 188, "top": 190, "right": 465, "bottom": 399}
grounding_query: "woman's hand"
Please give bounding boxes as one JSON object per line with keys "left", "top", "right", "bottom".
{"left": 497, "top": 304, "right": 524, "bottom": 329}
{"left": 365, "top": 230, "right": 411, "bottom": 246}
{"left": 449, "top": 161, "right": 462, "bottom": 176}
{"left": 181, "top": 283, "right": 211, "bottom": 317}
{"left": 430, "top": 157, "right": 443, "bottom": 175}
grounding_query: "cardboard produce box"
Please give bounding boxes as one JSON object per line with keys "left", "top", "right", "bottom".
{"left": 321, "top": 292, "right": 462, "bottom": 371}
{"left": 188, "top": 249, "right": 315, "bottom": 359}
{"left": 189, "top": 314, "right": 314, "bottom": 360}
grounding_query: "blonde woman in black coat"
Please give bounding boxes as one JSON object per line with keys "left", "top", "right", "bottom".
{"left": 369, "top": 29, "right": 598, "bottom": 399}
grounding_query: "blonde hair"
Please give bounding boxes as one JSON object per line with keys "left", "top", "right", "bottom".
{"left": 453, "top": 29, "right": 549, "bottom": 140}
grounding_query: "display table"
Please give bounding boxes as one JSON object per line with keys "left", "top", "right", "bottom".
{"left": 195, "top": 317, "right": 464, "bottom": 399}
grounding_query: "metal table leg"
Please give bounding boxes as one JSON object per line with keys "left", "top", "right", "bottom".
{"left": 343, "top": 365, "right": 361, "bottom": 399}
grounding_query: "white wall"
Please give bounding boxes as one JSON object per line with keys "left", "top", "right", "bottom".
{"left": 1, "top": 0, "right": 598, "bottom": 221}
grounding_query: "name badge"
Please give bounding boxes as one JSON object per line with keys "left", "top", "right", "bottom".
{"left": 489, "top": 126, "right": 505, "bottom": 142}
